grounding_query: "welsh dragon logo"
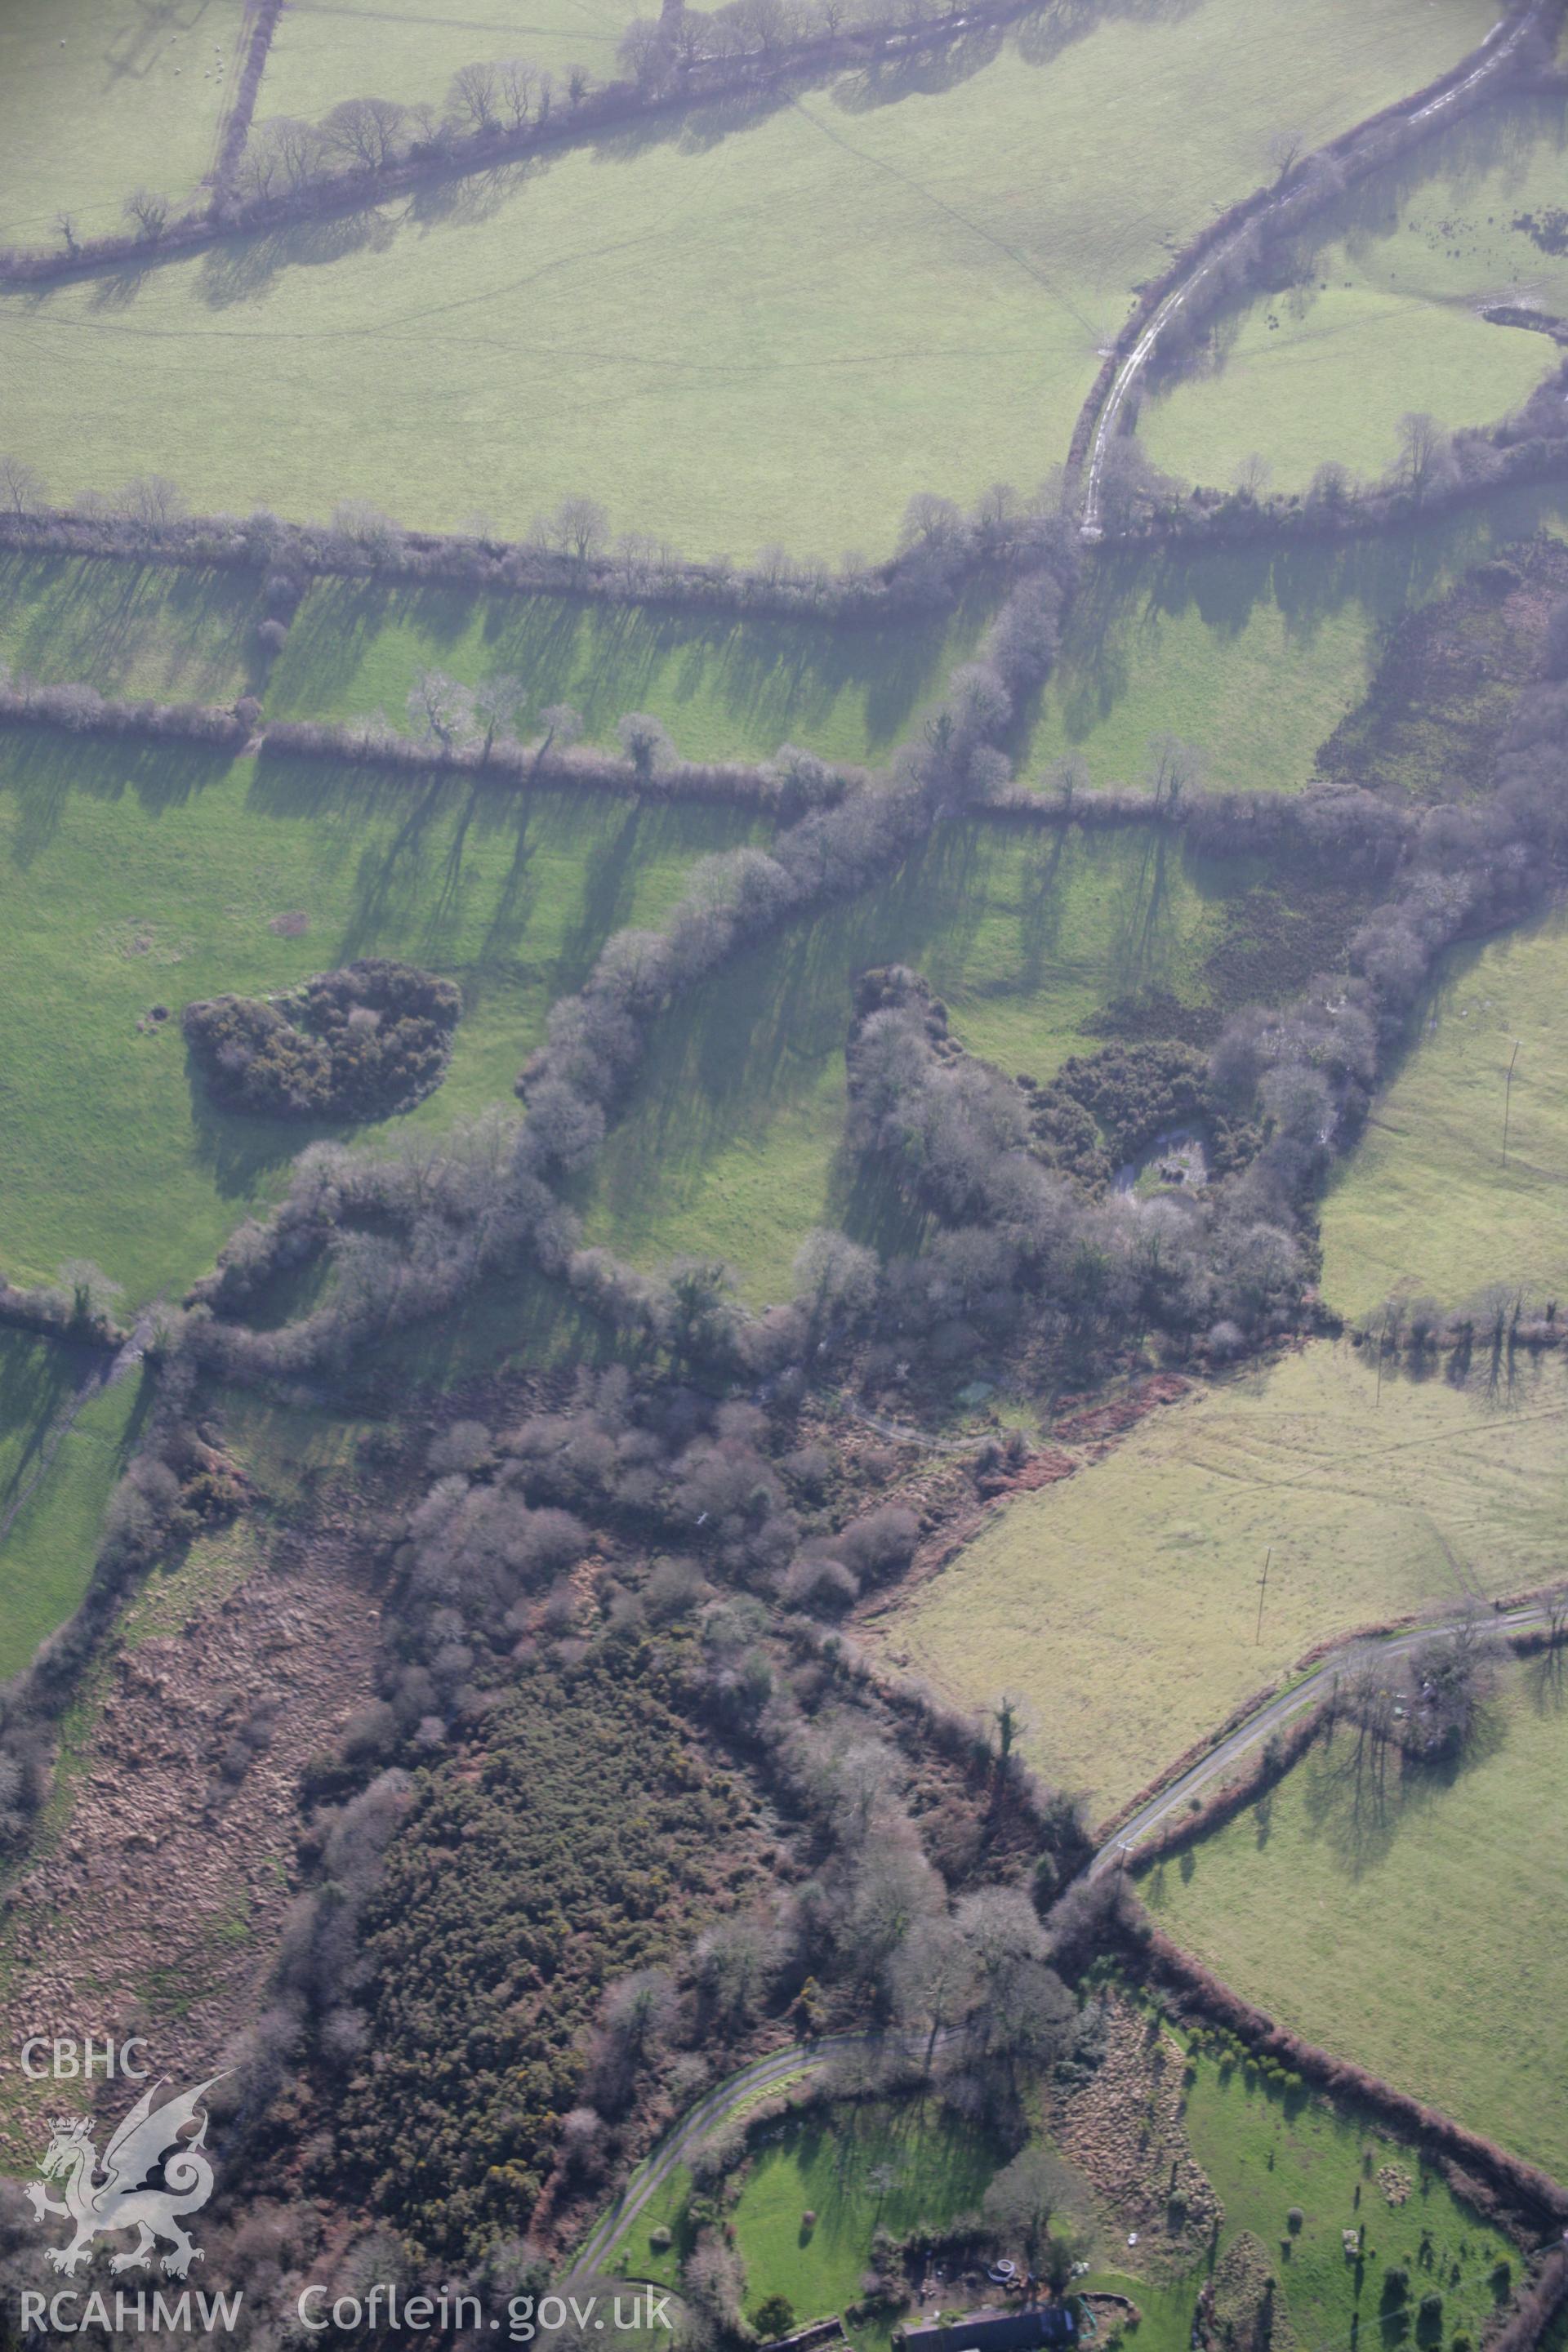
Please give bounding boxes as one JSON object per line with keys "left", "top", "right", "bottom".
{"left": 24, "top": 2075, "right": 225, "bottom": 2278}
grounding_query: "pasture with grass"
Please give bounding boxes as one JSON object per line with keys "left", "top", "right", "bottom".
{"left": 1321, "top": 906, "right": 1568, "bottom": 1319}
{"left": 1025, "top": 484, "right": 1568, "bottom": 795}
{"left": 0, "top": 0, "right": 248, "bottom": 248}
{"left": 878, "top": 1342, "right": 1568, "bottom": 1824}
{"left": 1138, "top": 93, "right": 1568, "bottom": 497}
{"left": 0, "top": 1345, "right": 145, "bottom": 1678}
{"left": 0, "top": 0, "right": 1499, "bottom": 557}
{"left": 5, "top": 0, "right": 1568, "bottom": 2333}
{"left": 0, "top": 729, "right": 758, "bottom": 1299}
{"left": 258, "top": 0, "right": 643, "bottom": 122}
{"left": 1144, "top": 1654, "right": 1568, "bottom": 2188}
{"left": 268, "top": 577, "right": 995, "bottom": 767}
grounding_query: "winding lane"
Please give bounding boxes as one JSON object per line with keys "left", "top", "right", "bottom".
{"left": 1089, "top": 1599, "right": 1553, "bottom": 1873}
{"left": 1079, "top": 6, "right": 1544, "bottom": 537}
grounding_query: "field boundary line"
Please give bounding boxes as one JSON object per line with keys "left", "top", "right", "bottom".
{"left": 1075, "top": 0, "right": 1559, "bottom": 535}
{"left": 1091, "top": 1597, "right": 1555, "bottom": 1873}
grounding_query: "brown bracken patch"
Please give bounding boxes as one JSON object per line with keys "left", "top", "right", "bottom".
{"left": 0, "top": 1530, "right": 378, "bottom": 2160}
{"left": 1053, "top": 1993, "right": 1223, "bottom": 2283}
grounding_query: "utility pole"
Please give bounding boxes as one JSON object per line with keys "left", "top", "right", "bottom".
{"left": 1374, "top": 1309, "right": 1390, "bottom": 1407}
{"left": 1503, "top": 1040, "right": 1521, "bottom": 1166}
{"left": 1255, "top": 1547, "right": 1272, "bottom": 1645}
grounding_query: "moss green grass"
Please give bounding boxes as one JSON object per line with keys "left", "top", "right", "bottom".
{"left": 1139, "top": 96, "right": 1568, "bottom": 497}
{"left": 1146, "top": 1658, "right": 1568, "bottom": 2187}
{"left": 0, "top": 730, "right": 758, "bottom": 1303}
{"left": 0, "top": 0, "right": 247, "bottom": 247}
{"left": 1178, "top": 2042, "right": 1519, "bottom": 2350}
{"left": 879, "top": 1341, "right": 1568, "bottom": 1824}
{"left": 260, "top": 0, "right": 644, "bottom": 123}
{"left": 270, "top": 577, "right": 996, "bottom": 765}
{"left": 0, "top": 1354, "right": 146, "bottom": 1678}
{"left": 582, "top": 822, "right": 1296, "bottom": 1302}
{"left": 609, "top": 2067, "right": 1512, "bottom": 2352}
{"left": 0, "top": 0, "right": 1494, "bottom": 556}
{"left": 0, "top": 552, "right": 261, "bottom": 702}
{"left": 1022, "top": 483, "right": 1568, "bottom": 796}
{"left": 1321, "top": 907, "right": 1568, "bottom": 1320}
{"left": 730, "top": 2100, "right": 1004, "bottom": 2330}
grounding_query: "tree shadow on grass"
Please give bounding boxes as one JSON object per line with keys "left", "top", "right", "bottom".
{"left": 332, "top": 1259, "right": 624, "bottom": 1406}
{"left": 0, "top": 551, "right": 260, "bottom": 699}
{"left": 0, "top": 724, "right": 238, "bottom": 866}
{"left": 247, "top": 748, "right": 762, "bottom": 972}
{"left": 0, "top": 1330, "right": 100, "bottom": 1512}
{"left": 270, "top": 577, "right": 981, "bottom": 762}
{"left": 1297, "top": 1698, "right": 1510, "bottom": 1882}
{"left": 835, "top": 0, "right": 1203, "bottom": 116}
{"left": 1159, "top": 86, "right": 1568, "bottom": 408}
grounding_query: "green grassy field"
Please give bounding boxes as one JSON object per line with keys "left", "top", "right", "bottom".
{"left": 269, "top": 577, "right": 995, "bottom": 766}
{"left": 581, "top": 822, "right": 1342, "bottom": 1303}
{"left": 0, "top": 0, "right": 1494, "bottom": 557}
{"left": 1178, "top": 2041, "right": 1521, "bottom": 2349}
{"left": 604, "top": 2063, "right": 1514, "bottom": 2352}
{"left": 0, "top": 552, "right": 261, "bottom": 702}
{"left": 0, "top": 729, "right": 757, "bottom": 1303}
{"left": 0, "top": 0, "right": 247, "bottom": 247}
{"left": 730, "top": 2100, "right": 1004, "bottom": 2336}
{"left": 1321, "top": 908, "right": 1568, "bottom": 1320}
{"left": 878, "top": 1341, "right": 1568, "bottom": 1824}
{"left": 1139, "top": 96, "right": 1568, "bottom": 497}
{"left": 260, "top": 0, "right": 644, "bottom": 122}
{"left": 1146, "top": 1658, "right": 1568, "bottom": 2188}
{"left": 1023, "top": 483, "right": 1568, "bottom": 796}
{"left": 0, "top": 1346, "right": 146, "bottom": 1677}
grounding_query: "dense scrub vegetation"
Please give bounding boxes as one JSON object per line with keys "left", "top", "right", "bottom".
{"left": 333, "top": 1650, "right": 764, "bottom": 2259}
{"left": 184, "top": 959, "right": 461, "bottom": 1120}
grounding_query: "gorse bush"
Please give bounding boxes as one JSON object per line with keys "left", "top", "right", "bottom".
{"left": 184, "top": 959, "right": 461, "bottom": 1121}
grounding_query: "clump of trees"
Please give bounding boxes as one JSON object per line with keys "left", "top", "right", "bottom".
{"left": 1023, "top": 1039, "right": 1257, "bottom": 1189}
{"left": 1333, "top": 1617, "right": 1498, "bottom": 1765}
{"left": 844, "top": 967, "right": 1306, "bottom": 1370}
{"left": 184, "top": 959, "right": 461, "bottom": 1121}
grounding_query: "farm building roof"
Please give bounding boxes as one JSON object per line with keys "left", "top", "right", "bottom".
{"left": 900, "top": 2305, "right": 1079, "bottom": 2352}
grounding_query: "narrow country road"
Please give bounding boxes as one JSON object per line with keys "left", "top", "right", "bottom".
{"left": 1079, "top": 4, "right": 1544, "bottom": 535}
{"left": 569, "top": 1597, "right": 1557, "bottom": 2277}
{"left": 569, "top": 2034, "right": 938, "bottom": 2281}
{"left": 1090, "top": 1599, "right": 1553, "bottom": 1873}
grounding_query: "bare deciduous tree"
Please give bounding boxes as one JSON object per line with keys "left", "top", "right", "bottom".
{"left": 0, "top": 453, "right": 45, "bottom": 517}
{"left": 1146, "top": 732, "right": 1204, "bottom": 811}
{"left": 123, "top": 189, "right": 172, "bottom": 241}
{"left": 1233, "top": 450, "right": 1272, "bottom": 499}
{"left": 119, "top": 474, "right": 188, "bottom": 532}
{"left": 1396, "top": 411, "right": 1455, "bottom": 504}
{"left": 1266, "top": 127, "right": 1306, "bottom": 181}
{"left": 448, "top": 59, "right": 500, "bottom": 130}
{"left": 473, "top": 673, "right": 525, "bottom": 760}
{"left": 322, "top": 96, "right": 407, "bottom": 173}
{"left": 408, "top": 667, "right": 476, "bottom": 752}
{"left": 496, "top": 56, "right": 537, "bottom": 127}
